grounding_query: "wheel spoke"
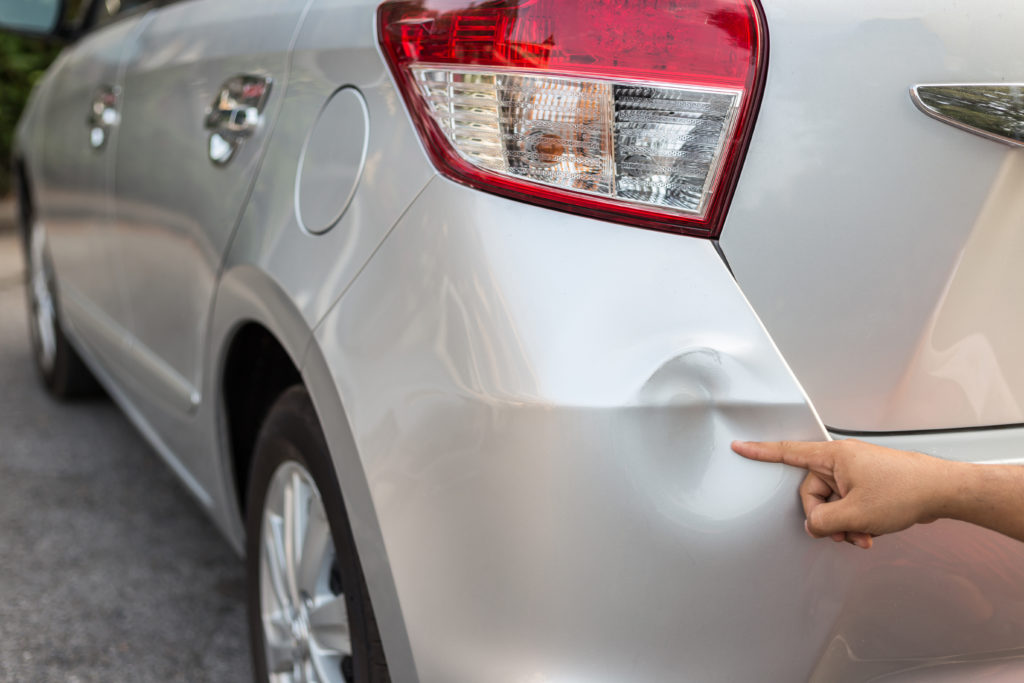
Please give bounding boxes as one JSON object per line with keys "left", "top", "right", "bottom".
{"left": 284, "top": 471, "right": 309, "bottom": 604}
{"left": 265, "top": 633, "right": 296, "bottom": 675}
{"left": 309, "top": 595, "right": 352, "bottom": 655}
{"left": 28, "top": 225, "right": 57, "bottom": 369}
{"left": 261, "top": 461, "right": 350, "bottom": 683}
{"left": 297, "top": 504, "right": 331, "bottom": 595}
{"left": 263, "top": 514, "right": 292, "bottom": 613}
{"left": 307, "top": 646, "right": 338, "bottom": 683}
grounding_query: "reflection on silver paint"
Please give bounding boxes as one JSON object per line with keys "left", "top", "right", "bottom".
{"left": 87, "top": 85, "right": 119, "bottom": 150}
{"left": 806, "top": 519, "right": 1024, "bottom": 682}
{"left": 884, "top": 154, "right": 1024, "bottom": 426}
{"left": 912, "top": 84, "right": 1024, "bottom": 148}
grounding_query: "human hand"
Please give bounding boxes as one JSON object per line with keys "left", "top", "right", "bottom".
{"left": 732, "top": 439, "right": 954, "bottom": 549}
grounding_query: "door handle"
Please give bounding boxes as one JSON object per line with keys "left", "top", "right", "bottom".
{"left": 204, "top": 74, "right": 272, "bottom": 165}
{"left": 87, "top": 86, "right": 119, "bottom": 150}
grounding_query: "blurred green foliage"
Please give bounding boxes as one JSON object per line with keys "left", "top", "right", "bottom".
{"left": 0, "top": 34, "right": 60, "bottom": 195}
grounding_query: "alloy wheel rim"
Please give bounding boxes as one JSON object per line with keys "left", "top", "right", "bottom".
{"left": 260, "top": 461, "right": 352, "bottom": 683}
{"left": 28, "top": 223, "right": 57, "bottom": 374}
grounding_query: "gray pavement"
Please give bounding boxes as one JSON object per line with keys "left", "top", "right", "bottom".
{"left": 0, "top": 198, "right": 14, "bottom": 234}
{"left": 0, "top": 227, "right": 252, "bottom": 680}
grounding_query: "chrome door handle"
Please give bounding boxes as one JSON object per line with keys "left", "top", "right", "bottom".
{"left": 209, "top": 104, "right": 260, "bottom": 135}
{"left": 87, "top": 86, "right": 119, "bottom": 150}
{"left": 204, "top": 74, "right": 272, "bottom": 165}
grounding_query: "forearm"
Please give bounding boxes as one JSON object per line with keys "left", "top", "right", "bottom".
{"left": 932, "top": 461, "right": 1024, "bottom": 543}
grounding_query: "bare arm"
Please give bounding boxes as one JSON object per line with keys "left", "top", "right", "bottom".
{"left": 938, "top": 460, "right": 1024, "bottom": 543}
{"left": 732, "top": 439, "right": 1024, "bottom": 549}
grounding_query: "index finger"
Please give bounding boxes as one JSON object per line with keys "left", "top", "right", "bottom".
{"left": 731, "top": 440, "right": 836, "bottom": 472}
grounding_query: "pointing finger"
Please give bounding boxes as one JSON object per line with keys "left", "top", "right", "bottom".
{"left": 732, "top": 440, "right": 836, "bottom": 472}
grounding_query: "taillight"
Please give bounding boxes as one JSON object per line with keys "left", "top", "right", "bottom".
{"left": 377, "top": 0, "right": 766, "bottom": 238}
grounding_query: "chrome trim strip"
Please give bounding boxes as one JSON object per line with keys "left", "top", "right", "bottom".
{"left": 910, "top": 83, "right": 1024, "bottom": 148}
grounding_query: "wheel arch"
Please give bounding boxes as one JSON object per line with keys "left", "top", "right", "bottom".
{"left": 209, "top": 264, "right": 419, "bottom": 681}
{"left": 209, "top": 264, "right": 316, "bottom": 540}
{"left": 221, "top": 321, "right": 302, "bottom": 517}
{"left": 11, "top": 155, "right": 33, "bottom": 248}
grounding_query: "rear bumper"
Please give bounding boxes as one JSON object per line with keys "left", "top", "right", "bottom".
{"left": 839, "top": 424, "right": 1024, "bottom": 466}
{"left": 814, "top": 426, "right": 1024, "bottom": 682}
{"left": 312, "top": 178, "right": 1024, "bottom": 681}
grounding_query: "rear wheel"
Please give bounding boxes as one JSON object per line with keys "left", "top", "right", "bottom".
{"left": 24, "top": 213, "right": 100, "bottom": 398}
{"left": 246, "top": 386, "right": 390, "bottom": 683}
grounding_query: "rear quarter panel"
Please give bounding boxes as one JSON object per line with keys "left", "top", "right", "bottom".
{"left": 232, "top": 2, "right": 1024, "bottom": 679}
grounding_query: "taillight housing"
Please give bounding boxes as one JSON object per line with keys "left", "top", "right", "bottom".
{"left": 377, "top": 0, "right": 766, "bottom": 238}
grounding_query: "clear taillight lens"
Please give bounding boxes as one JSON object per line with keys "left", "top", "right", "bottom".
{"left": 378, "top": 0, "right": 766, "bottom": 238}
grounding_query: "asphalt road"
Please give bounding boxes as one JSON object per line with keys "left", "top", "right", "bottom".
{"left": 0, "top": 211, "right": 252, "bottom": 680}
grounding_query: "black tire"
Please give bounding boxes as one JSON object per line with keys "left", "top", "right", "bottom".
{"left": 246, "top": 386, "right": 391, "bottom": 683}
{"left": 19, "top": 190, "right": 101, "bottom": 399}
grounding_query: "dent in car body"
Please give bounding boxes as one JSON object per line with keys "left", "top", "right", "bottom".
{"left": 19, "top": 0, "right": 1024, "bottom": 679}
{"left": 309, "top": 173, "right": 1024, "bottom": 680}
{"left": 313, "top": 177, "right": 835, "bottom": 681}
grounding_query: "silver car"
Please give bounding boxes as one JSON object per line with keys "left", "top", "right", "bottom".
{"left": 7, "top": 0, "right": 1024, "bottom": 680}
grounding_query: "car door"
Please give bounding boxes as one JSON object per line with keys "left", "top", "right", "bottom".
{"left": 108, "top": 0, "right": 309, "bottom": 421}
{"left": 37, "top": 3, "right": 151, "bottom": 367}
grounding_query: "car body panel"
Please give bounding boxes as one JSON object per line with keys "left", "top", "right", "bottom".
{"left": 108, "top": 0, "right": 310, "bottom": 420}
{"left": 33, "top": 15, "right": 149, "bottom": 368}
{"left": 58, "top": 302, "right": 215, "bottom": 509}
{"left": 202, "top": 0, "right": 436, "bottom": 559}
{"left": 721, "top": 0, "right": 1024, "bottom": 433}
{"left": 223, "top": 0, "right": 435, "bottom": 331}
{"left": 305, "top": 176, "right": 1024, "bottom": 683}
{"left": 300, "top": 328, "right": 420, "bottom": 683}
{"left": 313, "top": 177, "right": 839, "bottom": 681}
{"left": 804, "top": 425, "right": 1024, "bottom": 683}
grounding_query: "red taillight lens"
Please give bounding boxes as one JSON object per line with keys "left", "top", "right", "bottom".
{"left": 378, "top": 0, "right": 766, "bottom": 238}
